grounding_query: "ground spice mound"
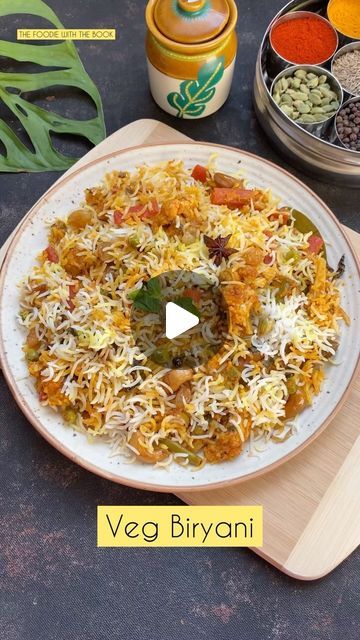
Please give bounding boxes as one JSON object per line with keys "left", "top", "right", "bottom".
{"left": 328, "top": 0, "right": 360, "bottom": 39}
{"left": 271, "top": 15, "right": 337, "bottom": 65}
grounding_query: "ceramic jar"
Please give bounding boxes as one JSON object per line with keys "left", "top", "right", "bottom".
{"left": 145, "top": 0, "right": 238, "bottom": 119}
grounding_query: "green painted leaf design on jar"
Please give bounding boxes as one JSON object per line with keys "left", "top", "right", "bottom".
{"left": 167, "top": 56, "right": 225, "bottom": 118}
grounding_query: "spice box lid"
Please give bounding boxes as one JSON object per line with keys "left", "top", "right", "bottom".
{"left": 153, "top": 0, "right": 230, "bottom": 44}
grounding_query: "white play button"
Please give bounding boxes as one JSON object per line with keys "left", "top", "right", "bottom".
{"left": 165, "top": 301, "right": 200, "bottom": 340}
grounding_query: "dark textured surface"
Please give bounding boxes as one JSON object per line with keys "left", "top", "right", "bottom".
{"left": 0, "top": 1, "right": 359, "bottom": 639}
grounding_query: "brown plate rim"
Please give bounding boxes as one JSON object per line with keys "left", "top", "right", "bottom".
{"left": 0, "top": 140, "right": 359, "bottom": 493}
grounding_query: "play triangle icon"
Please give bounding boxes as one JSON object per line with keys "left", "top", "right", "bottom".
{"left": 165, "top": 301, "right": 199, "bottom": 340}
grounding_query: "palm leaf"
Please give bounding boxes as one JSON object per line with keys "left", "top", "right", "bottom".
{"left": 167, "top": 57, "right": 225, "bottom": 118}
{"left": 0, "top": 0, "right": 105, "bottom": 172}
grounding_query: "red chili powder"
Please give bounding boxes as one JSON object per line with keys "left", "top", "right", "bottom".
{"left": 271, "top": 15, "right": 337, "bottom": 64}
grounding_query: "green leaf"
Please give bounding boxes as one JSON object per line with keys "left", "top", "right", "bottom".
{"left": 174, "top": 296, "right": 201, "bottom": 319}
{"left": 131, "top": 277, "right": 163, "bottom": 314}
{"left": 133, "top": 296, "right": 162, "bottom": 314}
{"left": 167, "top": 56, "right": 225, "bottom": 119}
{"left": 292, "top": 209, "right": 327, "bottom": 260}
{"left": 145, "top": 277, "right": 162, "bottom": 298}
{"left": 0, "top": 0, "right": 105, "bottom": 172}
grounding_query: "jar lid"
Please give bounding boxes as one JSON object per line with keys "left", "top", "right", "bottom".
{"left": 154, "top": 0, "right": 230, "bottom": 45}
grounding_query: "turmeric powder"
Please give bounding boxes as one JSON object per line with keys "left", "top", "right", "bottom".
{"left": 328, "top": 0, "right": 360, "bottom": 39}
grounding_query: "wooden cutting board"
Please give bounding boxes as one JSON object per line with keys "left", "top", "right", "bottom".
{"left": 1, "top": 119, "right": 359, "bottom": 580}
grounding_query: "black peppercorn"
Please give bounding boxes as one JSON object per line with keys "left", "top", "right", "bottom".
{"left": 336, "top": 100, "right": 360, "bottom": 152}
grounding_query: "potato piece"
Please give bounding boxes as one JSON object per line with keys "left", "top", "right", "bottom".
{"left": 285, "top": 390, "right": 306, "bottom": 419}
{"left": 244, "top": 246, "right": 264, "bottom": 266}
{"left": 175, "top": 383, "right": 192, "bottom": 409}
{"left": 68, "top": 209, "right": 93, "bottom": 230}
{"left": 163, "top": 369, "right": 194, "bottom": 393}
{"left": 27, "top": 327, "right": 41, "bottom": 349}
{"left": 156, "top": 199, "right": 181, "bottom": 226}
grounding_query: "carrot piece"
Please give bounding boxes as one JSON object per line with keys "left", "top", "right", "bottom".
{"left": 114, "top": 210, "right": 123, "bottom": 226}
{"left": 119, "top": 200, "right": 159, "bottom": 222}
{"left": 210, "top": 188, "right": 254, "bottom": 209}
{"left": 183, "top": 288, "right": 202, "bottom": 304}
{"left": 191, "top": 164, "right": 207, "bottom": 183}
{"left": 67, "top": 284, "right": 78, "bottom": 311}
{"left": 141, "top": 199, "right": 159, "bottom": 218}
{"left": 45, "top": 245, "right": 59, "bottom": 263}
{"left": 307, "top": 234, "right": 324, "bottom": 255}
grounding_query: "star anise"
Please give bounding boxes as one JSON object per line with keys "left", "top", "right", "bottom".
{"left": 204, "top": 234, "right": 237, "bottom": 266}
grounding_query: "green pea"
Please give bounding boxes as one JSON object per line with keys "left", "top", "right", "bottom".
{"left": 151, "top": 347, "right": 169, "bottom": 365}
{"left": 128, "top": 234, "right": 141, "bottom": 249}
{"left": 285, "top": 248, "right": 300, "bottom": 262}
{"left": 286, "top": 377, "right": 297, "bottom": 395}
{"left": 258, "top": 316, "right": 275, "bottom": 337}
{"left": 63, "top": 407, "right": 78, "bottom": 425}
{"left": 26, "top": 348, "right": 40, "bottom": 362}
{"left": 227, "top": 365, "right": 242, "bottom": 381}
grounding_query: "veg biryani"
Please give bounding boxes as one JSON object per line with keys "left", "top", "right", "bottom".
{"left": 18, "top": 159, "right": 348, "bottom": 468}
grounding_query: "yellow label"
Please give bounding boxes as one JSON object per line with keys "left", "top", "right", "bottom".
{"left": 17, "top": 29, "right": 116, "bottom": 40}
{"left": 97, "top": 506, "right": 263, "bottom": 547}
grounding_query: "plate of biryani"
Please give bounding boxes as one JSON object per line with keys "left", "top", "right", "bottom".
{"left": 0, "top": 143, "right": 359, "bottom": 491}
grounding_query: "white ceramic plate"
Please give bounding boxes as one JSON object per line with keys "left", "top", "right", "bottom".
{"left": 0, "top": 143, "right": 359, "bottom": 492}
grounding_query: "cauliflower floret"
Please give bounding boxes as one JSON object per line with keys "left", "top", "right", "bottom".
{"left": 223, "top": 282, "right": 259, "bottom": 335}
{"left": 204, "top": 430, "right": 243, "bottom": 463}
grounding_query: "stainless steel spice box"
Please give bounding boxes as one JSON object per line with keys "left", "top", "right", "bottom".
{"left": 253, "top": 0, "right": 360, "bottom": 186}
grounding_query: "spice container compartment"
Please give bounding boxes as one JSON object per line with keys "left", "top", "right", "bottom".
{"left": 331, "top": 41, "right": 360, "bottom": 98}
{"left": 253, "top": 0, "right": 360, "bottom": 186}
{"left": 271, "top": 65, "right": 343, "bottom": 135}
